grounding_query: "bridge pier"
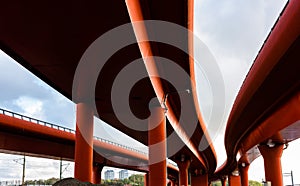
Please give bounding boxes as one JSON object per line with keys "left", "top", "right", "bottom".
{"left": 176, "top": 158, "right": 190, "bottom": 186}
{"left": 144, "top": 173, "right": 149, "bottom": 186}
{"left": 239, "top": 164, "right": 249, "bottom": 186}
{"left": 92, "top": 163, "right": 103, "bottom": 184}
{"left": 221, "top": 177, "right": 227, "bottom": 186}
{"left": 167, "top": 179, "right": 175, "bottom": 186}
{"left": 191, "top": 174, "right": 208, "bottom": 186}
{"left": 228, "top": 175, "right": 241, "bottom": 186}
{"left": 148, "top": 106, "right": 167, "bottom": 186}
{"left": 259, "top": 144, "right": 283, "bottom": 186}
{"left": 74, "top": 103, "right": 94, "bottom": 182}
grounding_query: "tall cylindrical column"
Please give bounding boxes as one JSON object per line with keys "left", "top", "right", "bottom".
{"left": 228, "top": 175, "right": 241, "bottom": 186}
{"left": 148, "top": 106, "right": 167, "bottom": 186}
{"left": 221, "top": 177, "right": 227, "bottom": 186}
{"left": 259, "top": 144, "right": 284, "bottom": 186}
{"left": 239, "top": 164, "right": 249, "bottom": 186}
{"left": 74, "top": 103, "right": 94, "bottom": 182}
{"left": 176, "top": 159, "right": 190, "bottom": 186}
{"left": 191, "top": 174, "right": 208, "bottom": 186}
{"left": 92, "top": 163, "right": 103, "bottom": 184}
{"left": 144, "top": 173, "right": 149, "bottom": 186}
{"left": 169, "top": 179, "right": 175, "bottom": 186}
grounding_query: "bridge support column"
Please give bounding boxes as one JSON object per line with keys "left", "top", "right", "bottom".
{"left": 221, "top": 177, "right": 227, "bottom": 186}
{"left": 92, "top": 163, "right": 103, "bottom": 184}
{"left": 228, "top": 175, "right": 241, "bottom": 186}
{"left": 144, "top": 173, "right": 149, "bottom": 186}
{"left": 148, "top": 106, "right": 167, "bottom": 186}
{"left": 239, "top": 164, "right": 249, "bottom": 186}
{"left": 168, "top": 179, "right": 175, "bottom": 186}
{"left": 259, "top": 144, "right": 283, "bottom": 186}
{"left": 176, "top": 159, "right": 190, "bottom": 186}
{"left": 74, "top": 103, "right": 94, "bottom": 182}
{"left": 191, "top": 174, "right": 208, "bottom": 186}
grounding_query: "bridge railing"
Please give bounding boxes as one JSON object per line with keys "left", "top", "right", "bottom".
{"left": 0, "top": 108, "right": 75, "bottom": 134}
{"left": 0, "top": 108, "right": 147, "bottom": 155}
{"left": 94, "top": 136, "right": 147, "bottom": 155}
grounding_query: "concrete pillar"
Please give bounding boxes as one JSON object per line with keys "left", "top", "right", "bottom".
{"left": 239, "top": 164, "right": 249, "bottom": 186}
{"left": 92, "top": 163, "right": 103, "bottom": 184}
{"left": 169, "top": 179, "right": 175, "bottom": 186}
{"left": 74, "top": 103, "right": 94, "bottom": 182}
{"left": 259, "top": 144, "right": 284, "bottom": 186}
{"left": 228, "top": 175, "right": 241, "bottom": 186}
{"left": 191, "top": 174, "right": 208, "bottom": 186}
{"left": 148, "top": 106, "right": 167, "bottom": 186}
{"left": 221, "top": 177, "right": 227, "bottom": 186}
{"left": 176, "top": 159, "right": 190, "bottom": 186}
{"left": 144, "top": 173, "right": 149, "bottom": 186}
{"left": 168, "top": 179, "right": 176, "bottom": 186}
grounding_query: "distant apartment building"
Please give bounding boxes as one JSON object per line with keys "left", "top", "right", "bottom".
{"left": 119, "top": 170, "right": 129, "bottom": 179}
{"left": 104, "top": 170, "right": 115, "bottom": 180}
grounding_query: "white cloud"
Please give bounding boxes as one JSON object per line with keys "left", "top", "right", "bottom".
{"left": 281, "top": 139, "right": 300, "bottom": 184}
{"left": 194, "top": 0, "right": 289, "bottom": 178}
{"left": 0, "top": 50, "right": 76, "bottom": 129}
{"left": 13, "top": 96, "right": 45, "bottom": 120}
{"left": 0, "top": 154, "right": 24, "bottom": 180}
{"left": 248, "top": 138, "right": 300, "bottom": 183}
{"left": 0, "top": 153, "right": 74, "bottom": 181}
{"left": 94, "top": 117, "right": 147, "bottom": 153}
{"left": 0, "top": 0, "right": 293, "bottom": 182}
{"left": 248, "top": 156, "right": 265, "bottom": 181}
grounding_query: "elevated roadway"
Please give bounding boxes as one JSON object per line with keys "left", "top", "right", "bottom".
{"left": 0, "top": 108, "right": 180, "bottom": 182}
{"left": 0, "top": 0, "right": 216, "bottom": 185}
{"left": 214, "top": 1, "right": 300, "bottom": 185}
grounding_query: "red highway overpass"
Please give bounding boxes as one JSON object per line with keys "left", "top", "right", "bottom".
{"left": 0, "top": 108, "right": 179, "bottom": 183}
{"left": 214, "top": 0, "right": 300, "bottom": 185}
{"left": 0, "top": 0, "right": 215, "bottom": 185}
{"left": 0, "top": 0, "right": 300, "bottom": 185}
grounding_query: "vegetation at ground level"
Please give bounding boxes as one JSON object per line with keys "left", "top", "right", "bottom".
{"left": 24, "top": 174, "right": 144, "bottom": 186}
{"left": 211, "top": 180, "right": 262, "bottom": 186}
{"left": 249, "top": 180, "right": 263, "bottom": 186}
{"left": 24, "top": 176, "right": 262, "bottom": 186}
{"left": 25, "top": 177, "right": 60, "bottom": 185}
{"left": 101, "top": 174, "right": 144, "bottom": 186}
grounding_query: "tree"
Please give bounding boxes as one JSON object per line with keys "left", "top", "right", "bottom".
{"left": 212, "top": 181, "right": 222, "bottom": 186}
{"left": 128, "top": 174, "right": 144, "bottom": 186}
{"left": 45, "top": 177, "right": 60, "bottom": 185}
{"left": 249, "top": 180, "right": 263, "bottom": 186}
{"left": 122, "top": 178, "right": 130, "bottom": 184}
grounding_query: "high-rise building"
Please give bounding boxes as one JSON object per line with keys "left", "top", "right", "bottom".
{"left": 104, "top": 170, "right": 115, "bottom": 180}
{"left": 119, "top": 170, "right": 129, "bottom": 179}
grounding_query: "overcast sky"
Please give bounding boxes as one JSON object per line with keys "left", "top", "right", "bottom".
{"left": 194, "top": 0, "right": 300, "bottom": 183}
{"left": 0, "top": 49, "right": 147, "bottom": 181}
{"left": 0, "top": 0, "right": 299, "bottom": 184}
